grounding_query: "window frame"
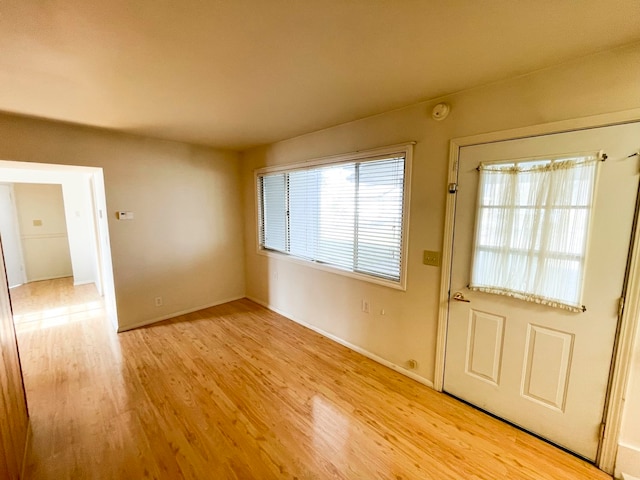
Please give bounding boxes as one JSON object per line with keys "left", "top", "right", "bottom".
{"left": 254, "top": 143, "right": 414, "bottom": 290}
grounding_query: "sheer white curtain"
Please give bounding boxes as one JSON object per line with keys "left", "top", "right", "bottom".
{"left": 470, "top": 153, "right": 599, "bottom": 312}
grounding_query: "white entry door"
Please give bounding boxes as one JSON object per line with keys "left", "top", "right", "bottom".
{"left": 444, "top": 122, "right": 640, "bottom": 461}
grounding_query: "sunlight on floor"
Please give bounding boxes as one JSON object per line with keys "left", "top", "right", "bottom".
{"left": 14, "top": 301, "right": 105, "bottom": 332}
{"left": 10, "top": 277, "right": 105, "bottom": 332}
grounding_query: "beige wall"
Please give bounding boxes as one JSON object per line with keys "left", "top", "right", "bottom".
{"left": 241, "top": 43, "right": 640, "bottom": 473}
{"left": 242, "top": 43, "right": 640, "bottom": 383}
{"left": 14, "top": 183, "right": 73, "bottom": 282}
{"left": 0, "top": 115, "right": 245, "bottom": 330}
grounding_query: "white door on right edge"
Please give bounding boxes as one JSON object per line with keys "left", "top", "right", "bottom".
{"left": 444, "top": 122, "right": 640, "bottom": 461}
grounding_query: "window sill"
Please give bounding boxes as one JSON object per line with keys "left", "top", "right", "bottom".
{"left": 256, "top": 248, "right": 407, "bottom": 291}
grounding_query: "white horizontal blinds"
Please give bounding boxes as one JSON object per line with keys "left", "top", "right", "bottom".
{"left": 288, "top": 169, "right": 320, "bottom": 259}
{"left": 315, "top": 162, "right": 356, "bottom": 270}
{"left": 470, "top": 154, "right": 599, "bottom": 311}
{"left": 259, "top": 173, "right": 287, "bottom": 252}
{"left": 257, "top": 151, "right": 407, "bottom": 283}
{"left": 356, "top": 158, "right": 405, "bottom": 280}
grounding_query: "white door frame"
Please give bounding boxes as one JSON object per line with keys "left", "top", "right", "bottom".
{"left": 0, "top": 183, "right": 26, "bottom": 287}
{"left": 435, "top": 107, "right": 640, "bottom": 474}
{"left": 0, "top": 161, "right": 119, "bottom": 331}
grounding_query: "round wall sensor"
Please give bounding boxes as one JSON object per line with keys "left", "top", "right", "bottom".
{"left": 431, "top": 103, "right": 450, "bottom": 121}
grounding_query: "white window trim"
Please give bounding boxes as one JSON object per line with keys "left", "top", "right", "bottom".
{"left": 254, "top": 142, "right": 414, "bottom": 290}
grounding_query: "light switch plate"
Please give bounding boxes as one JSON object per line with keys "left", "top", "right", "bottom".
{"left": 423, "top": 250, "right": 441, "bottom": 267}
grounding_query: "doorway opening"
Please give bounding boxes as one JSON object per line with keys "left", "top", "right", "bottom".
{"left": 0, "top": 160, "right": 117, "bottom": 333}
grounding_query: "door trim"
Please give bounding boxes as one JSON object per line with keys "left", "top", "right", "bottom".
{"left": 435, "top": 107, "right": 640, "bottom": 474}
{"left": 0, "top": 183, "right": 27, "bottom": 287}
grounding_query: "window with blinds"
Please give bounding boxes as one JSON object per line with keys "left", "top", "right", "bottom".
{"left": 256, "top": 145, "right": 411, "bottom": 286}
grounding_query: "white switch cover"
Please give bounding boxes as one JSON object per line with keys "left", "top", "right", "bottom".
{"left": 117, "top": 211, "right": 134, "bottom": 220}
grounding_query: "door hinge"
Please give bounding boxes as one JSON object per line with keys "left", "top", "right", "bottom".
{"left": 618, "top": 296, "right": 625, "bottom": 318}
{"left": 599, "top": 421, "right": 606, "bottom": 441}
{"left": 448, "top": 183, "right": 458, "bottom": 194}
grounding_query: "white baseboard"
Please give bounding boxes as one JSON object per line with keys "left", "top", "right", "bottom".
{"left": 246, "top": 295, "right": 434, "bottom": 390}
{"left": 616, "top": 443, "right": 640, "bottom": 479}
{"left": 117, "top": 295, "right": 244, "bottom": 332}
{"left": 73, "top": 279, "right": 95, "bottom": 286}
{"left": 28, "top": 274, "right": 72, "bottom": 283}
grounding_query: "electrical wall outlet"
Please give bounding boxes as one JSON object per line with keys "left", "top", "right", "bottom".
{"left": 361, "top": 299, "right": 370, "bottom": 313}
{"left": 154, "top": 296, "right": 163, "bottom": 307}
{"left": 117, "top": 211, "right": 134, "bottom": 220}
{"left": 423, "top": 250, "right": 441, "bottom": 267}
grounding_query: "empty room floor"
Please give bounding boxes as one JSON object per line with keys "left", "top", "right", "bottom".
{"left": 13, "top": 290, "right": 609, "bottom": 479}
{"left": 11, "top": 277, "right": 104, "bottom": 327}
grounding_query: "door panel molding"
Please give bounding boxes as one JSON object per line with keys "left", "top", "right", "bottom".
{"left": 521, "top": 325, "right": 574, "bottom": 412}
{"left": 435, "top": 107, "right": 640, "bottom": 474}
{"left": 465, "top": 309, "right": 505, "bottom": 386}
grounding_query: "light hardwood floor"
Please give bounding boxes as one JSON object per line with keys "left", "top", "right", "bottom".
{"left": 13, "top": 284, "right": 610, "bottom": 479}
{"left": 11, "top": 277, "right": 103, "bottom": 326}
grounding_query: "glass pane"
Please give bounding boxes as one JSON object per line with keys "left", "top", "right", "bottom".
{"left": 289, "top": 170, "right": 319, "bottom": 259}
{"left": 316, "top": 163, "right": 356, "bottom": 270}
{"left": 356, "top": 158, "right": 404, "bottom": 279}
{"left": 480, "top": 170, "right": 512, "bottom": 206}
{"left": 261, "top": 173, "right": 287, "bottom": 252}
{"left": 546, "top": 208, "right": 589, "bottom": 256}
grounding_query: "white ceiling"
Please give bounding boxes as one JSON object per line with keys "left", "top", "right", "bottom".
{"left": 1, "top": 1, "right": 639, "bottom": 150}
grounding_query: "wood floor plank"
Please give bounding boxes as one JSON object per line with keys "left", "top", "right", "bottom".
{"left": 11, "top": 281, "right": 610, "bottom": 479}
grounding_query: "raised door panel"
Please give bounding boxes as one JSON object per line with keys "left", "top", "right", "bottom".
{"left": 465, "top": 310, "right": 505, "bottom": 386}
{"left": 521, "top": 325, "right": 574, "bottom": 412}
